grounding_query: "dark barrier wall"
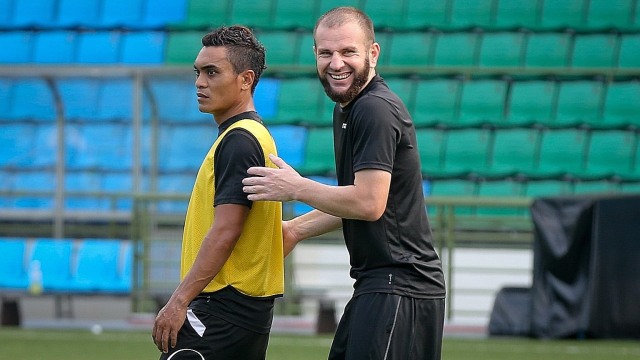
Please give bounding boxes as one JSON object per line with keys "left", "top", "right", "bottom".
{"left": 530, "top": 194, "right": 640, "bottom": 339}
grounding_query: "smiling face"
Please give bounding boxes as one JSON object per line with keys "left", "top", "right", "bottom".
{"left": 193, "top": 45, "right": 254, "bottom": 123}
{"left": 314, "top": 20, "right": 379, "bottom": 106}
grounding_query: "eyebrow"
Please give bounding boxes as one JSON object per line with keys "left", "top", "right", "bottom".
{"left": 193, "top": 64, "right": 221, "bottom": 71}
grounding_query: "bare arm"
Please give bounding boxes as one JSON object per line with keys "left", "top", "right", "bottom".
{"left": 283, "top": 209, "right": 342, "bottom": 256}
{"left": 152, "top": 204, "right": 248, "bottom": 353}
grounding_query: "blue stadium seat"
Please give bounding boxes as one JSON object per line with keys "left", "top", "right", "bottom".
{"left": 0, "top": 238, "right": 29, "bottom": 289}
{"left": 74, "top": 123, "right": 132, "bottom": 171}
{"left": 76, "top": 31, "right": 121, "bottom": 63}
{"left": 270, "top": 125, "right": 307, "bottom": 168}
{"left": 0, "top": 32, "right": 32, "bottom": 63}
{"left": 0, "top": 0, "right": 12, "bottom": 26}
{"left": 32, "top": 31, "right": 76, "bottom": 63}
{"left": 140, "top": 0, "right": 188, "bottom": 28}
{"left": 254, "top": 77, "right": 279, "bottom": 120}
{"left": 30, "top": 239, "right": 74, "bottom": 292}
{"left": 12, "top": 171, "right": 55, "bottom": 209}
{"left": 155, "top": 173, "right": 192, "bottom": 213}
{"left": 11, "top": 0, "right": 56, "bottom": 28}
{"left": 70, "top": 239, "right": 130, "bottom": 293}
{"left": 120, "top": 32, "right": 166, "bottom": 64}
{"left": 96, "top": 78, "right": 153, "bottom": 121}
{"left": 292, "top": 176, "right": 337, "bottom": 216}
{"left": 56, "top": 0, "right": 101, "bottom": 28}
{"left": 0, "top": 123, "right": 37, "bottom": 168}
{"left": 64, "top": 171, "right": 110, "bottom": 210}
{"left": 147, "top": 78, "right": 211, "bottom": 123}
{"left": 9, "top": 79, "right": 57, "bottom": 121}
{"left": 159, "top": 124, "right": 215, "bottom": 172}
{"left": 32, "top": 123, "right": 57, "bottom": 168}
{"left": 98, "top": 0, "right": 145, "bottom": 28}
{"left": 56, "top": 78, "right": 102, "bottom": 121}
{"left": 0, "top": 78, "right": 11, "bottom": 117}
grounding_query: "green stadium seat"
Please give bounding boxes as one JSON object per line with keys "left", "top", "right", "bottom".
{"left": 601, "top": 81, "right": 640, "bottom": 128}
{"left": 490, "top": 128, "right": 541, "bottom": 177}
{"left": 175, "top": 0, "right": 229, "bottom": 29}
{"left": 506, "top": 80, "right": 557, "bottom": 127}
{"left": 440, "top": 128, "right": 493, "bottom": 177}
{"left": 405, "top": 0, "right": 451, "bottom": 30}
{"left": 573, "top": 180, "right": 620, "bottom": 194}
{"left": 300, "top": 127, "right": 335, "bottom": 176}
{"left": 229, "top": 0, "right": 274, "bottom": 29}
{"left": 273, "top": 0, "right": 317, "bottom": 30}
{"left": 318, "top": 0, "right": 360, "bottom": 16}
{"left": 272, "top": 78, "right": 323, "bottom": 125}
{"left": 571, "top": 34, "right": 619, "bottom": 68}
{"left": 427, "top": 179, "right": 478, "bottom": 215}
{"left": 478, "top": 32, "right": 525, "bottom": 67}
{"left": 416, "top": 128, "right": 447, "bottom": 177}
{"left": 384, "top": 77, "right": 417, "bottom": 115}
{"left": 536, "top": 129, "right": 588, "bottom": 178}
{"left": 554, "top": 80, "right": 604, "bottom": 127}
{"left": 364, "top": 0, "right": 406, "bottom": 30}
{"left": 584, "top": 0, "right": 636, "bottom": 31}
{"left": 449, "top": 0, "right": 495, "bottom": 30}
{"left": 433, "top": 32, "right": 480, "bottom": 67}
{"left": 457, "top": 79, "right": 508, "bottom": 127}
{"left": 165, "top": 31, "right": 203, "bottom": 64}
{"left": 298, "top": 32, "right": 316, "bottom": 66}
{"left": 538, "top": 0, "right": 588, "bottom": 30}
{"left": 618, "top": 34, "right": 640, "bottom": 68}
{"left": 258, "top": 31, "right": 299, "bottom": 66}
{"left": 582, "top": 130, "right": 636, "bottom": 179}
{"left": 476, "top": 179, "right": 526, "bottom": 216}
{"left": 524, "top": 180, "right": 574, "bottom": 198}
{"left": 413, "top": 78, "right": 461, "bottom": 127}
{"left": 524, "top": 32, "right": 572, "bottom": 68}
{"left": 318, "top": 95, "right": 336, "bottom": 126}
{"left": 387, "top": 32, "right": 435, "bottom": 67}
{"left": 372, "top": 32, "right": 393, "bottom": 66}
{"left": 494, "top": 0, "right": 541, "bottom": 30}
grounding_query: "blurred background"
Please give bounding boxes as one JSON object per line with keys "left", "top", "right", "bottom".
{"left": 0, "top": 0, "right": 639, "bottom": 341}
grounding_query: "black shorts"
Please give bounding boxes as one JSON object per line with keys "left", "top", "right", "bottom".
{"left": 158, "top": 308, "right": 270, "bottom": 360}
{"left": 329, "top": 293, "right": 445, "bottom": 360}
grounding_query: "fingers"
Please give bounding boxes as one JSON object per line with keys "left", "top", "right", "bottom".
{"left": 269, "top": 154, "right": 291, "bottom": 169}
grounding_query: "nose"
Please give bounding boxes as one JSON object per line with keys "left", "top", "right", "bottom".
{"left": 329, "top": 52, "right": 345, "bottom": 70}
{"left": 195, "top": 73, "right": 206, "bottom": 88}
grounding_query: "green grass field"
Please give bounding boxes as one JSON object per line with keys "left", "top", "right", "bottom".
{"left": 1, "top": 328, "right": 640, "bottom": 359}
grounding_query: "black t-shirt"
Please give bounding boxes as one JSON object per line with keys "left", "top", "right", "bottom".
{"left": 333, "top": 75, "right": 446, "bottom": 299}
{"left": 213, "top": 111, "right": 265, "bottom": 208}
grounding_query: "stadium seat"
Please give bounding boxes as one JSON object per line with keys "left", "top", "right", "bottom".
{"left": 175, "top": 0, "right": 229, "bottom": 29}
{"left": 535, "top": 128, "right": 588, "bottom": 178}
{"left": 538, "top": 0, "right": 588, "bottom": 30}
{"left": 258, "top": 31, "right": 299, "bottom": 66}
{"left": 0, "top": 32, "right": 32, "bottom": 63}
{"left": 56, "top": 0, "right": 101, "bottom": 28}
{"left": 0, "top": 78, "right": 12, "bottom": 118}
{"left": 76, "top": 31, "right": 121, "bottom": 64}
{"left": 416, "top": 128, "right": 446, "bottom": 177}
{"left": 297, "top": 32, "right": 316, "bottom": 66}
{"left": 254, "top": 77, "right": 279, "bottom": 120}
{"left": 433, "top": 32, "right": 480, "bottom": 67}
{"left": 554, "top": 80, "right": 604, "bottom": 127}
{"left": 30, "top": 239, "right": 74, "bottom": 291}
{"left": 165, "top": 31, "right": 203, "bottom": 64}
{"left": 64, "top": 171, "right": 111, "bottom": 210}
{"left": 404, "top": 0, "right": 450, "bottom": 30}
{"left": 96, "top": 78, "right": 152, "bottom": 122}
{"left": 364, "top": 0, "right": 406, "bottom": 30}
{"left": 489, "top": 128, "right": 541, "bottom": 177}
{"left": 147, "top": 78, "right": 210, "bottom": 122}
{"left": 73, "top": 123, "right": 132, "bottom": 171}
{"left": 621, "top": 181, "right": 640, "bottom": 193}
{"left": 120, "top": 32, "right": 166, "bottom": 64}
{"left": 524, "top": 32, "right": 572, "bottom": 68}
{"left": 478, "top": 32, "right": 525, "bottom": 67}
{"left": 56, "top": 78, "right": 102, "bottom": 121}
{"left": 32, "top": 123, "right": 57, "bottom": 168}
{"left": 506, "top": 80, "right": 557, "bottom": 127}
{"left": 387, "top": 32, "right": 434, "bottom": 67}
{"left": 317, "top": 96, "right": 337, "bottom": 126}
{"left": 476, "top": 179, "right": 526, "bottom": 216}
{"left": 493, "top": 0, "right": 540, "bottom": 30}
{"left": 573, "top": 179, "right": 620, "bottom": 194}
{"left": 32, "top": 31, "right": 76, "bottom": 63}
{"left": 523, "top": 180, "right": 574, "bottom": 198}
{"left": 140, "top": 0, "right": 188, "bottom": 29}
{"left": 12, "top": 171, "right": 55, "bottom": 209}
{"left": 601, "top": 81, "right": 640, "bottom": 129}
{"left": 440, "top": 128, "right": 493, "bottom": 177}
{"left": 0, "top": 238, "right": 28, "bottom": 289}
{"left": 584, "top": 0, "right": 636, "bottom": 31}
{"left": 318, "top": 0, "right": 360, "bottom": 18}
{"left": 0, "top": 0, "right": 12, "bottom": 25}
{"left": 413, "top": 78, "right": 460, "bottom": 127}
{"left": 229, "top": 0, "right": 274, "bottom": 29}
{"left": 457, "top": 79, "right": 508, "bottom": 127}
{"left": 155, "top": 173, "right": 193, "bottom": 214}
{"left": 449, "top": 0, "right": 495, "bottom": 30}
{"left": 98, "top": 0, "right": 145, "bottom": 29}
{"left": 11, "top": 0, "right": 56, "bottom": 28}
{"left": 384, "top": 77, "right": 416, "bottom": 116}
{"left": 159, "top": 124, "right": 215, "bottom": 172}
{"left": 272, "top": 78, "right": 322, "bottom": 125}
{"left": 9, "top": 79, "right": 57, "bottom": 122}
{"left": 618, "top": 34, "right": 640, "bottom": 68}
{"left": 0, "top": 123, "right": 38, "bottom": 168}
{"left": 70, "top": 239, "right": 130, "bottom": 293}
{"left": 270, "top": 125, "right": 307, "bottom": 168}
{"left": 299, "top": 127, "right": 335, "bottom": 176}
{"left": 571, "top": 34, "right": 619, "bottom": 68}
{"left": 427, "top": 179, "right": 478, "bottom": 215}
{"left": 582, "top": 130, "right": 636, "bottom": 179}
{"left": 273, "top": 0, "right": 317, "bottom": 30}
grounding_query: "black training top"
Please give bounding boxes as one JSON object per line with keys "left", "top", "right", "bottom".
{"left": 332, "top": 75, "right": 446, "bottom": 299}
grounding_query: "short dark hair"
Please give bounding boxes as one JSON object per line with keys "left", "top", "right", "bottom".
{"left": 314, "top": 7, "right": 375, "bottom": 46}
{"left": 201, "top": 26, "right": 266, "bottom": 93}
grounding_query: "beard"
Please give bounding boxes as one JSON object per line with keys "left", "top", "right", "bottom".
{"left": 318, "top": 57, "right": 371, "bottom": 104}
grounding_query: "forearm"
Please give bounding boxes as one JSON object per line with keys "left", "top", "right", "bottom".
{"left": 284, "top": 209, "right": 342, "bottom": 256}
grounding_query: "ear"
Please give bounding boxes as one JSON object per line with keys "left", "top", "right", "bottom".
{"left": 240, "top": 70, "right": 256, "bottom": 91}
{"left": 369, "top": 42, "right": 380, "bottom": 68}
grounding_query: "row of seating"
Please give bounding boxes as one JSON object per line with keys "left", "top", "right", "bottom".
{"left": 2, "top": 29, "right": 639, "bottom": 69}
{"left": 3, "top": 0, "right": 639, "bottom": 32}
{"left": 3, "top": 76, "right": 638, "bottom": 129}
{"left": 0, "top": 237, "right": 132, "bottom": 293}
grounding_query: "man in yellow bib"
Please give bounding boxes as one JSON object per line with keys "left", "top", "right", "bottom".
{"left": 152, "top": 26, "right": 283, "bottom": 360}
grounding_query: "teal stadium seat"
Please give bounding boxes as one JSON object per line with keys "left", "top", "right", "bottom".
{"left": 427, "top": 179, "right": 478, "bottom": 215}
{"left": 524, "top": 32, "right": 572, "bottom": 68}
{"left": 32, "top": 31, "right": 77, "bottom": 63}
{"left": 272, "top": 77, "right": 324, "bottom": 125}
{"left": 416, "top": 128, "right": 446, "bottom": 177}
{"left": 476, "top": 179, "right": 525, "bottom": 216}
{"left": 0, "top": 32, "right": 32, "bottom": 63}
{"left": 229, "top": 0, "right": 274, "bottom": 29}
{"left": 535, "top": 129, "right": 588, "bottom": 178}
{"left": 457, "top": 79, "right": 508, "bottom": 127}
{"left": 56, "top": 0, "right": 101, "bottom": 28}
{"left": 273, "top": 0, "right": 317, "bottom": 30}
{"left": 175, "top": 0, "right": 229, "bottom": 29}
{"left": 387, "top": 32, "right": 435, "bottom": 67}
{"left": 364, "top": 0, "right": 407, "bottom": 30}
{"left": 489, "top": 128, "right": 541, "bottom": 177}
{"left": 318, "top": 95, "right": 337, "bottom": 126}
{"left": 258, "top": 31, "right": 299, "bottom": 66}
{"left": 524, "top": 180, "right": 574, "bottom": 197}
{"left": 297, "top": 32, "right": 316, "bottom": 66}
{"left": 573, "top": 180, "right": 620, "bottom": 194}
{"left": 538, "top": 0, "right": 588, "bottom": 30}
{"left": 449, "top": 0, "right": 496, "bottom": 30}
{"left": 384, "top": 77, "right": 416, "bottom": 117}
{"left": 318, "top": 0, "right": 360, "bottom": 20}
{"left": 404, "top": 0, "right": 451, "bottom": 30}
{"left": 494, "top": 0, "right": 540, "bottom": 30}
{"left": 433, "top": 32, "right": 480, "bottom": 67}
{"left": 413, "top": 78, "right": 461, "bottom": 127}
{"left": 582, "top": 130, "right": 636, "bottom": 179}
{"left": 165, "top": 31, "right": 203, "bottom": 64}
{"left": 439, "top": 128, "right": 493, "bottom": 178}
{"left": 554, "top": 80, "right": 604, "bottom": 127}
{"left": 300, "top": 127, "right": 335, "bottom": 176}
{"left": 0, "top": 238, "right": 28, "bottom": 289}
{"left": 585, "top": 0, "right": 636, "bottom": 31}
{"left": 478, "top": 32, "right": 525, "bottom": 67}
{"left": 600, "top": 81, "right": 640, "bottom": 128}
{"left": 506, "top": 80, "right": 557, "bottom": 127}
{"left": 618, "top": 34, "right": 640, "bottom": 68}
{"left": 571, "top": 34, "right": 619, "bottom": 68}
